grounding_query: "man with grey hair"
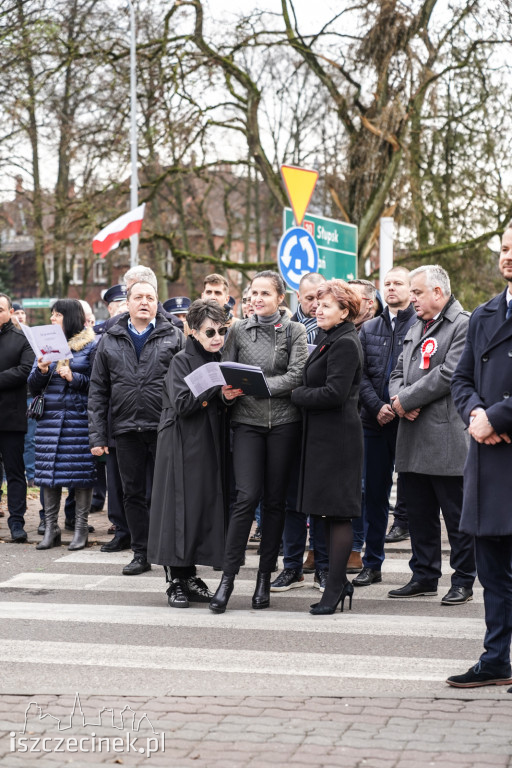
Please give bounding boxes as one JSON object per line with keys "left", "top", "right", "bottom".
{"left": 388, "top": 264, "right": 476, "bottom": 603}
{"left": 123, "top": 266, "right": 183, "bottom": 331}
{"left": 123, "top": 265, "right": 158, "bottom": 291}
{"left": 89, "top": 281, "right": 184, "bottom": 574}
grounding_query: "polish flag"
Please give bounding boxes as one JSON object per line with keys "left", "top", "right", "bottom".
{"left": 92, "top": 203, "right": 146, "bottom": 258}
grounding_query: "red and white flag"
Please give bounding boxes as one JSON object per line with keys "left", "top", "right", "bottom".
{"left": 92, "top": 203, "right": 146, "bottom": 258}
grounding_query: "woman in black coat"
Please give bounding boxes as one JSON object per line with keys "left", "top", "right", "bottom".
{"left": 291, "top": 280, "right": 364, "bottom": 614}
{"left": 147, "top": 300, "right": 238, "bottom": 608}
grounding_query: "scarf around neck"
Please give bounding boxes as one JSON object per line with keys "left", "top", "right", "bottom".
{"left": 296, "top": 304, "right": 318, "bottom": 343}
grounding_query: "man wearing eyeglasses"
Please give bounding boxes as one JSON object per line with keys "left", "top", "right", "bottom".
{"left": 88, "top": 281, "right": 184, "bottom": 575}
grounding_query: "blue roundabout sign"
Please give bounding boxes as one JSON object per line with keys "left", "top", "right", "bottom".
{"left": 277, "top": 226, "right": 319, "bottom": 291}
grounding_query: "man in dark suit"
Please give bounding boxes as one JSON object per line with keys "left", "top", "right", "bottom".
{"left": 447, "top": 228, "right": 512, "bottom": 688}
{"left": 353, "top": 267, "right": 416, "bottom": 587}
{"left": 388, "top": 265, "right": 476, "bottom": 603}
{"left": 89, "top": 281, "right": 184, "bottom": 574}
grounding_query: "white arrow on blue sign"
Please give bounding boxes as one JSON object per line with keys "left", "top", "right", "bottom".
{"left": 277, "top": 226, "right": 319, "bottom": 291}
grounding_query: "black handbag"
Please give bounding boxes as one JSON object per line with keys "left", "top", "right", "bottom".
{"left": 27, "top": 369, "right": 53, "bottom": 420}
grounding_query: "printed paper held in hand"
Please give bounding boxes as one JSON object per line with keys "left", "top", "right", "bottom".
{"left": 20, "top": 323, "right": 73, "bottom": 363}
{"left": 184, "top": 362, "right": 227, "bottom": 398}
{"left": 185, "top": 361, "right": 271, "bottom": 398}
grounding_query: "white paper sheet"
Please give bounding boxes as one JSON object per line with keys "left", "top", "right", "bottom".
{"left": 20, "top": 323, "right": 73, "bottom": 363}
{"left": 184, "top": 362, "right": 226, "bottom": 398}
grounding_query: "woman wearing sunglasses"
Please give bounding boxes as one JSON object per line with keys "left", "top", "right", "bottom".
{"left": 147, "top": 299, "right": 240, "bottom": 608}
{"left": 210, "top": 270, "right": 308, "bottom": 613}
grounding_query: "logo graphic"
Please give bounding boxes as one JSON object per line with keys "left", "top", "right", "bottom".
{"left": 10, "top": 693, "right": 165, "bottom": 757}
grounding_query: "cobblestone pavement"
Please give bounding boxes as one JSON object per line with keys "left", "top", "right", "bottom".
{"left": 0, "top": 693, "right": 511, "bottom": 768}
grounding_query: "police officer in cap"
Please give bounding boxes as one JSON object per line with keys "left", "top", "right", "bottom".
{"left": 94, "top": 284, "right": 128, "bottom": 336}
{"left": 163, "top": 296, "right": 191, "bottom": 334}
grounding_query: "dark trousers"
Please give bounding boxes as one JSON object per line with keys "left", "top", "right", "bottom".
{"left": 164, "top": 565, "right": 196, "bottom": 581}
{"left": 401, "top": 472, "right": 476, "bottom": 588}
{"left": 363, "top": 426, "right": 397, "bottom": 570}
{"left": 91, "top": 460, "right": 106, "bottom": 508}
{"left": 115, "top": 431, "right": 157, "bottom": 557}
{"left": 476, "top": 535, "right": 512, "bottom": 670}
{"left": 393, "top": 474, "right": 409, "bottom": 529}
{"left": 0, "top": 431, "right": 27, "bottom": 529}
{"left": 283, "top": 447, "right": 328, "bottom": 571}
{"left": 223, "top": 422, "right": 300, "bottom": 575}
{"left": 106, "top": 447, "right": 129, "bottom": 536}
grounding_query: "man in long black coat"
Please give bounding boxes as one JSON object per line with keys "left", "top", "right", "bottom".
{"left": 447, "top": 227, "right": 512, "bottom": 689}
{"left": 0, "top": 293, "right": 34, "bottom": 541}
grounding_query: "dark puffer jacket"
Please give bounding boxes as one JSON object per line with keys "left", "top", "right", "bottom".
{"left": 222, "top": 311, "right": 308, "bottom": 428}
{"left": 359, "top": 304, "right": 416, "bottom": 430}
{"left": 88, "top": 313, "right": 184, "bottom": 445}
{"left": 28, "top": 327, "right": 97, "bottom": 488}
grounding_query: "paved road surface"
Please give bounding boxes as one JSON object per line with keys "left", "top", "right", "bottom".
{"left": 0, "top": 496, "right": 511, "bottom": 766}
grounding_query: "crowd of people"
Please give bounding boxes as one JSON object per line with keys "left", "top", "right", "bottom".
{"left": 1, "top": 233, "right": 512, "bottom": 690}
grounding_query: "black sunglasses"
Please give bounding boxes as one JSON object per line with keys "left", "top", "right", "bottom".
{"left": 203, "top": 326, "right": 228, "bottom": 338}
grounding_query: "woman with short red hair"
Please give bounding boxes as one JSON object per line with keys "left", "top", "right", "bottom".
{"left": 292, "top": 279, "right": 364, "bottom": 614}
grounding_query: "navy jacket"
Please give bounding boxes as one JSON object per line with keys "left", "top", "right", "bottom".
{"left": 359, "top": 304, "right": 416, "bottom": 430}
{"left": 451, "top": 288, "right": 512, "bottom": 535}
{"left": 28, "top": 327, "right": 97, "bottom": 488}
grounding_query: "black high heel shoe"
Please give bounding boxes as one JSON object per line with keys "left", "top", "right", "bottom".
{"left": 309, "top": 581, "right": 354, "bottom": 615}
{"left": 209, "top": 573, "right": 235, "bottom": 614}
{"left": 252, "top": 571, "right": 271, "bottom": 609}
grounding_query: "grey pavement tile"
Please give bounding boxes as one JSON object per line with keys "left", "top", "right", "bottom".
{"left": 473, "top": 745, "right": 512, "bottom": 755}
{"left": 204, "top": 730, "right": 263, "bottom": 742}
{"left": 301, "top": 735, "right": 337, "bottom": 746}
{"left": 267, "top": 733, "right": 306, "bottom": 744}
{"left": 222, "top": 715, "right": 276, "bottom": 725}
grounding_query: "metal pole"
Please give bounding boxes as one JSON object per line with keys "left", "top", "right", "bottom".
{"left": 379, "top": 217, "right": 394, "bottom": 302}
{"left": 129, "top": 0, "right": 138, "bottom": 267}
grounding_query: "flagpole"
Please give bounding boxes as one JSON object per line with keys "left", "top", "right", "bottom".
{"left": 129, "top": 0, "right": 138, "bottom": 267}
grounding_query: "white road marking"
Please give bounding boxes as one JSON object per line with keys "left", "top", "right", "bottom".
{"left": 0, "top": 601, "right": 485, "bottom": 639}
{"left": 0, "top": 638, "right": 472, "bottom": 682}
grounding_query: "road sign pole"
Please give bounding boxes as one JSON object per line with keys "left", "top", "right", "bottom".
{"left": 379, "top": 217, "right": 394, "bottom": 289}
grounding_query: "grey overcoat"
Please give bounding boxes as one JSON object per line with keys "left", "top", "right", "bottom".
{"left": 389, "top": 298, "right": 470, "bottom": 476}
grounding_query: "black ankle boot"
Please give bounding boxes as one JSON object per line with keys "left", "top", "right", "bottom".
{"left": 252, "top": 571, "right": 271, "bottom": 609}
{"left": 209, "top": 573, "right": 235, "bottom": 614}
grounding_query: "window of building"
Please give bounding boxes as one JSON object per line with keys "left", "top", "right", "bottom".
{"left": 66, "top": 253, "right": 84, "bottom": 285}
{"left": 45, "top": 254, "right": 54, "bottom": 285}
{"left": 93, "top": 259, "right": 108, "bottom": 284}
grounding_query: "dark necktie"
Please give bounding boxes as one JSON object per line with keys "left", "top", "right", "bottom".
{"left": 423, "top": 318, "right": 436, "bottom": 335}
{"left": 507, "top": 300, "right": 512, "bottom": 320}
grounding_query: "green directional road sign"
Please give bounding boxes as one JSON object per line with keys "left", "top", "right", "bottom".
{"left": 21, "top": 298, "right": 56, "bottom": 309}
{"left": 284, "top": 208, "right": 358, "bottom": 281}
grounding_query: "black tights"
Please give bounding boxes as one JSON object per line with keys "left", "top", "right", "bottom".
{"left": 315, "top": 517, "right": 353, "bottom": 606}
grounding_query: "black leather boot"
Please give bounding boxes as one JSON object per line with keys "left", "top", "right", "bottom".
{"left": 209, "top": 573, "right": 235, "bottom": 614}
{"left": 36, "top": 505, "right": 61, "bottom": 550}
{"left": 252, "top": 571, "right": 271, "bottom": 609}
{"left": 68, "top": 489, "right": 90, "bottom": 550}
